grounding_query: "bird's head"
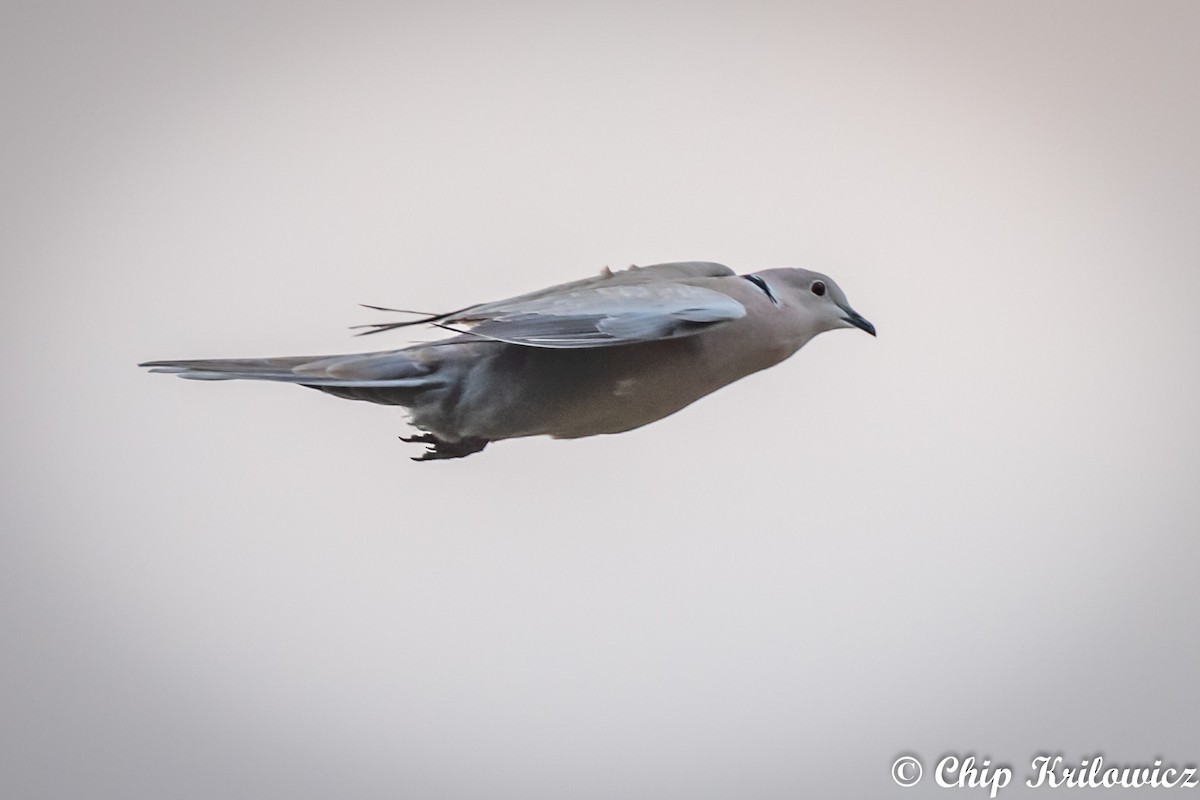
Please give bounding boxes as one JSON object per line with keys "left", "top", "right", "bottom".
{"left": 747, "top": 268, "right": 876, "bottom": 338}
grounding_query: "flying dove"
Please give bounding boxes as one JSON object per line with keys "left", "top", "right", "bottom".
{"left": 140, "top": 262, "right": 875, "bottom": 460}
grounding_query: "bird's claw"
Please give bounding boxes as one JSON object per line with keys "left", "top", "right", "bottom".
{"left": 399, "top": 432, "right": 489, "bottom": 461}
{"left": 399, "top": 433, "right": 437, "bottom": 445}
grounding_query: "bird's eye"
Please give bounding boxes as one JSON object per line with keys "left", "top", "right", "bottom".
{"left": 811, "top": 281, "right": 826, "bottom": 296}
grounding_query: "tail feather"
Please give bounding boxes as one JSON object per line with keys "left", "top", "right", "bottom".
{"left": 139, "top": 350, "right": 439, "bottom": 388}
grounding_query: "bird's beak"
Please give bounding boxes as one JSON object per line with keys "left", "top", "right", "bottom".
{"left": 841, "top": 307, "right": 876, "bottom": 337}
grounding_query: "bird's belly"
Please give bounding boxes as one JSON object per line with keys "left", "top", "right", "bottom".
{"left": 541, "top": 374, "right": 709, "bottom": 438}
{"left": 511, "top": 336, "right": 787, "bottom": 440}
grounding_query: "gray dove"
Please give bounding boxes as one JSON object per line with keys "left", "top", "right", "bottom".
{"left": 141, "top": 262, "right": 875, "bottom": 460}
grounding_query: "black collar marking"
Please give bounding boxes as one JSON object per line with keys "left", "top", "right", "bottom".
{"left": 743, "top": 274, "right": 778, "bottom": 304}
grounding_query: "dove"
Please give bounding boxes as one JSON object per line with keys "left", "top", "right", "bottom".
{"left": 141, "top": 262, "right": 874, "bottom": 460}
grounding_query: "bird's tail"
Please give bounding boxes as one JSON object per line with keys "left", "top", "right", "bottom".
{"left": 139, "top": 349, "right": 441, "bottom": 390}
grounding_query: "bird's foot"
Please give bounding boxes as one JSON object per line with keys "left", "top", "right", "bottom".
{"left": 400, "top": 433, "right": 489, "bottom": 461}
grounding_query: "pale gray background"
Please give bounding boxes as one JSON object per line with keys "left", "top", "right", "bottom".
{"left": 3, "top": 1, "right": 1198, "bottom": 798}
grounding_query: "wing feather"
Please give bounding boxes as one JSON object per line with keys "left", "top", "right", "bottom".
{"left": 350, "top": 261, "right": 734, "bottom": 340}
{"left": 449, "top": 282, "right": 745, "bottom": 348}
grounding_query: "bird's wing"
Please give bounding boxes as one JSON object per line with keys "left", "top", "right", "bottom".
{"left": 476, "top": 261, "right": 736, "bottom": 307}
{"left": 354, "top": 262, "right": 744, "bottom": 347}
{"left": 444, "top": 280, "right": 746, "bottom": 349}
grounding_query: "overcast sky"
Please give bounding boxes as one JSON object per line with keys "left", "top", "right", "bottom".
{"left": 3, "top": 2, "right": 1199, "bottom": 798}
